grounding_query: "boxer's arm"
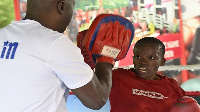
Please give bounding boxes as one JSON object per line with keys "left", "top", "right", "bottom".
{"left": 71, "top": 62, "right": 112, "bottom": 110}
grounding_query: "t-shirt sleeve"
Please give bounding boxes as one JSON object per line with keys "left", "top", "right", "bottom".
{"left": 47, "top": 36, "right": 93, "bottom": 89}
{"left": 168, "top": 77, "right": 186, "bottom": 97}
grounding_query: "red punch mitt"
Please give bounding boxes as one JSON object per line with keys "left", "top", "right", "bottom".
{"left": 77, "top": 30, "right": 96, "bottom": 69}
{"left": 77, "top": 14, "right": 134, "bottom": 67}
{"left": 170, "top": 96, "right": 200, "bottom": 112}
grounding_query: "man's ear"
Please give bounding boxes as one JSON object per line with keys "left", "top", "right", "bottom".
{"left": 160, "top": 58, "right": 166, "bottom": 66}
{"left": 57, "top": 0, "right": 65, "bottom": 14}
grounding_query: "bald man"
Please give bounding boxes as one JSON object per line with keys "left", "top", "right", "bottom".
{"left": 0, "top": 0, "right": 112, "bottom": 111}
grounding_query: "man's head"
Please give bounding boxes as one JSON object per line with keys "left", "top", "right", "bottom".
{"left": 133, "top": 37, "right": 166, "bottom": 80}
{"left": 25, "top": 0, "right": 75, "bottom": 33}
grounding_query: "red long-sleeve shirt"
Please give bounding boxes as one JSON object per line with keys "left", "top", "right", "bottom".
{"left": 109, "top": 68, "right": 185, "bottom": 112}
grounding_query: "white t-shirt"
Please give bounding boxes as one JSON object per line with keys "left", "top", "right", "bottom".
{"left": 0, "top": 20, "right": 93, "bottom": 112}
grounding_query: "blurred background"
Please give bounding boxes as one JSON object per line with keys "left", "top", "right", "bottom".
{"left": 1, "top": 0, "right": 200, "bottom": 111}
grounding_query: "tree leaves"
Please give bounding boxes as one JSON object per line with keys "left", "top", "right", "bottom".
{"left": 0, "top": 0, "right": 15, "bottom": 28}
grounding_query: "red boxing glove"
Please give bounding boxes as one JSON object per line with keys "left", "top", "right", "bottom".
{"left": 81, "top": 14, "right": 134, "bottom": 66}
{"left": 77, "top": 30, "right": 95, "bottom": 69}
{"left": 170, "top": 96, "right": 200, "bottom": 112}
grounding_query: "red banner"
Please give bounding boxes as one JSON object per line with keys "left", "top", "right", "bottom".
{"left": 156, "top": 33, "right": 182, "bottom": 60}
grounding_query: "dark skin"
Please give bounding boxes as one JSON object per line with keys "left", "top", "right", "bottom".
{"left": 25, "top": 0, "right": 113, "bottom": 110}
{"left": 133, "top": 43, "right": 166, "bottom": 80}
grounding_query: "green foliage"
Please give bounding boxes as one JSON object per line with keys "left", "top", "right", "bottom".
{"left": 75, "top": 0, "right": 98, "bottom": 10}
{"left": 74, "top": 0, "right": 129, "bottom": 10}
{"left": 102, "top": 0, "right": 129, "bottom": 9}
{"left": 0, "top": 0, "right": 15, "bottom": 29}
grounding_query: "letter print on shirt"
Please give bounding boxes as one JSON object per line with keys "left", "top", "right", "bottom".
{"left": 1, "top": 41, "right": 18, "bottom": 59}
{"left": 132, "top": 89, "right": 168, "bottom": 99}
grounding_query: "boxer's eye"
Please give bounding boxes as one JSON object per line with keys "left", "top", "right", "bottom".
{"left": 149, "top": 56, "right": 155, "bottom": 60}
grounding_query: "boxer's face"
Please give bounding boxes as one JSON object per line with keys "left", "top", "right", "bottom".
{"left": 133, "top": 43, "right": 165, "bottom": 80}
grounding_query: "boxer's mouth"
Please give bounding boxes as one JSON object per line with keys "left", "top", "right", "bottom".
{"left": 138, "top": 68, "right": 148, "bottom": 73}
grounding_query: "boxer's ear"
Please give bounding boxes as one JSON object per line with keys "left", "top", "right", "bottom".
{"left": 57, "top": 0, "right": 65, "bottom": 14}
{"left": 160, "top": 58, "right": 166, "bottom": 66}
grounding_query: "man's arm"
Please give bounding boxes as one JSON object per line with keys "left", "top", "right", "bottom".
{"left": 71, "top": 62, "right": 112, "bottom": 110}
{"left": 72, "top": 14, "right": 134, "bottom": 110}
